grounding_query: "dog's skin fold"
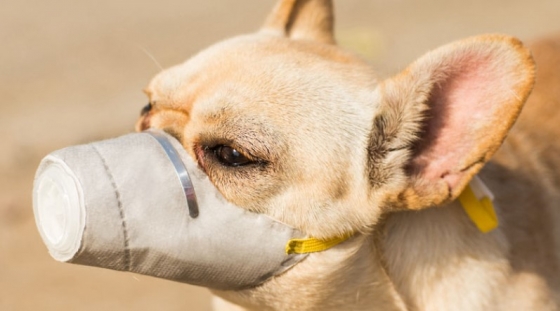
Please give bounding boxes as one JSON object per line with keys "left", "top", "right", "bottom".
{"left": 136, "top": 0, "right": 560, "bottom": 310}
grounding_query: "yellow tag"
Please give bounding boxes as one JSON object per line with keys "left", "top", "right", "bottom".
{"left": 285, "top": 234, "right": 352, "bottom": 255}
{"left": 458, "top": 184, "right": 498, "bottom": 233}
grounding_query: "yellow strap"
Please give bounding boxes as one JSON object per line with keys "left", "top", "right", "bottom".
{"left": 285, "top": 234, "right": 352, "bottom": 255}
{"left": 458, "top": 184, "right": 498, "bottom": 233}
{"left": 286, "top": 183, "right": 497, "bottom": 255}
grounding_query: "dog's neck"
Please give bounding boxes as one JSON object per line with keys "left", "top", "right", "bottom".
{"left": 213, "top": 199, "right": 508, "bottom": 311}
{"left": 378, "top": 200, "right": 509, "bottom": 311}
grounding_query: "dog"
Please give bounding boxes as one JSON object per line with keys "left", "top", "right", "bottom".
{"left": 135, "top": 0, "right": 560, "bottom": 310}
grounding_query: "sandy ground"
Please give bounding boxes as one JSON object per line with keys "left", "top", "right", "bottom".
{"left": 1, "top": 0, "right": 559, "bottom": 310}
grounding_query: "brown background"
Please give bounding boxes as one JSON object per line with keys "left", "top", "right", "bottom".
{"left": 1, "top": 0, "right": 559, "bottom": 310}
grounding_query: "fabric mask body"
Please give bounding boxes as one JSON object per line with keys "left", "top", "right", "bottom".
{"left": 33, "top": 130, "right": 307, "bottom": 290}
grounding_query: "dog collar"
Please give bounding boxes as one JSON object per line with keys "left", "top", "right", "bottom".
{"left": 458, "top": 176, "right": 498, "bottom": 233}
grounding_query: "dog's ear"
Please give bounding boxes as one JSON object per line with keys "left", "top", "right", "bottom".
{"left": 261, "top": 0, "right": 335, "bottom": 44}
{"left": 369, "top": 35, "right": 535, "bottom": 210}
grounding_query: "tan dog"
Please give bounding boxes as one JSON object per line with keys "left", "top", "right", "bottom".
{"left": 135, "top": 0, "right": 560, "bottom": 310}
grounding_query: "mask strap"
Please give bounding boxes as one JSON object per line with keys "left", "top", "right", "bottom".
{"left": 287, "top": 175, "right": 499, "bottom": 255}
{"left": 285, "top": 233, "right": 353, "bottom": 254}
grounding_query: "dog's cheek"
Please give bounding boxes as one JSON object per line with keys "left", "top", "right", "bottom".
{"left": 204, "top": 162, "right": 285, "bottom": 213}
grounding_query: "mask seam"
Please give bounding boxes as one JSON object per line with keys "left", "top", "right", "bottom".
{"left": 92, "top": 144, "right": 131, "bottom": 271}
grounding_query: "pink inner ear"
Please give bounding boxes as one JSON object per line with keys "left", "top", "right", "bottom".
{"left": 411, "top": 51, "right": 513, "bottom": 190}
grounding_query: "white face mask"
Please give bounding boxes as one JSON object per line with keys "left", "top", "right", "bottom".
{"left": 33, "top": 130, "right": 309, "bottom": 290}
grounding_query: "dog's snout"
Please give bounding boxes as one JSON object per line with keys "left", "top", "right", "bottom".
{"left": 141, "top": 102, "right": 152, "bottom": 116}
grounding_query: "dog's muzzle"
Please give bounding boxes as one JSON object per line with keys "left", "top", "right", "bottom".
{"left": 32, "top": 130, "right": 309, "bottom": 290}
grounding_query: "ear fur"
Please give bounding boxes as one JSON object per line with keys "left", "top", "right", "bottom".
{"left": 369, "top": 35, "right": 536, "bottom": 210}
{"left": 261, "top": 0, "right": 335, "bottom": 44}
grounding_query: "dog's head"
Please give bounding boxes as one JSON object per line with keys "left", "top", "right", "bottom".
{"left": 136, "top": 0, "right": 534, "bottom": 288}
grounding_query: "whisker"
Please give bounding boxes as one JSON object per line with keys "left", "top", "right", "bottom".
{"left": 136, "top": 44, "right": 164, "bottom": 71}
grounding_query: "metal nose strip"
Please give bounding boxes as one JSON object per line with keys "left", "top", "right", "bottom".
{"left": 146, "top": 130, "right": 200, "bottom": 218}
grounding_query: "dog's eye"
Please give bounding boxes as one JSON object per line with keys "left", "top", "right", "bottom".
{"left": 214, "top": 145, "right": 252, "bottom": 167}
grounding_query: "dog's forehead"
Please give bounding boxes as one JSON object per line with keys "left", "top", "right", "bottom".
{"left": 145, "top": 35, "right": 378, "bottom": 113}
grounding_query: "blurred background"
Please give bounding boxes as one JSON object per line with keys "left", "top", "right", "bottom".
{"left": 1, "top": 0, "right": 559, "bottom": 310}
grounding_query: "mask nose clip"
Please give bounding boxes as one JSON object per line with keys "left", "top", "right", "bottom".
{"left": 146, "top": 130, "right": 199, "bottom": 218}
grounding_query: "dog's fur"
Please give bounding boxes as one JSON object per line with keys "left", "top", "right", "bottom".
{"left": 135, "top": 1, "right": 560, "bottom": 310}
